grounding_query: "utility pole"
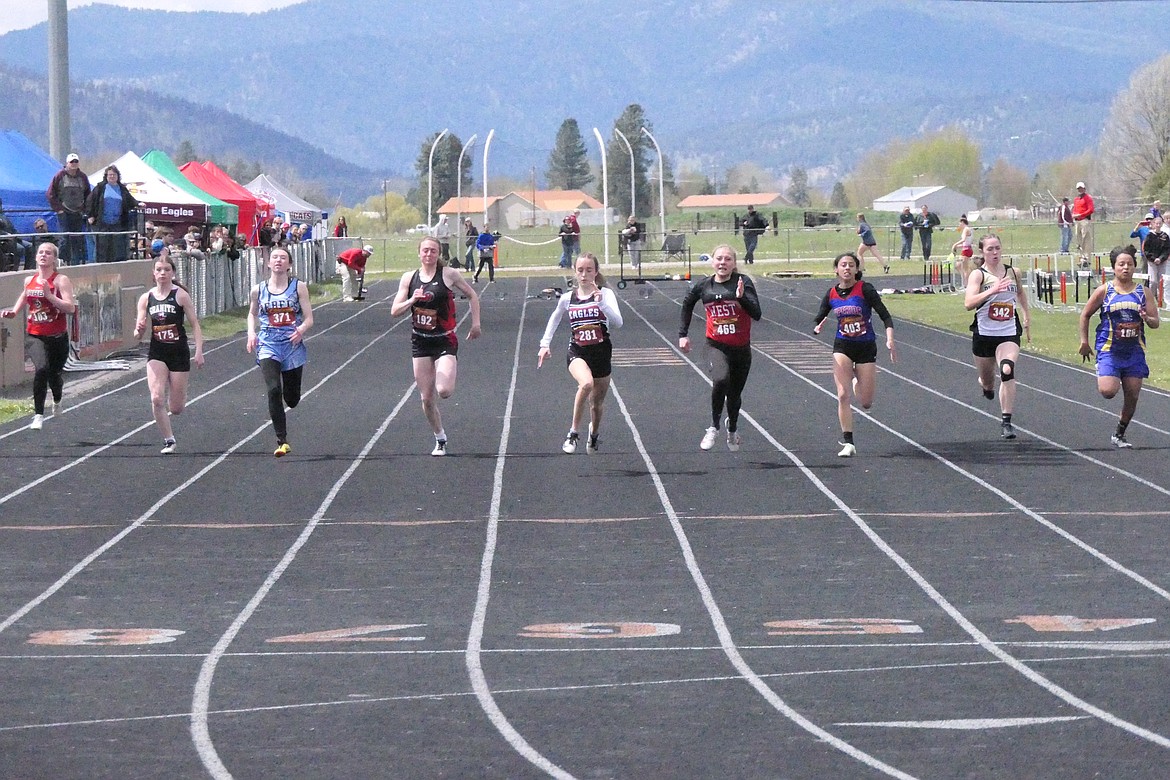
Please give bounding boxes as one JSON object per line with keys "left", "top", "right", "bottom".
{"left": 47, "top": 0, "right": 71, "bottom": 159}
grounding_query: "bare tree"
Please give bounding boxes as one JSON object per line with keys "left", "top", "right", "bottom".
{"left": 1098, "top": 54, "right": 1170, "bottom": 205}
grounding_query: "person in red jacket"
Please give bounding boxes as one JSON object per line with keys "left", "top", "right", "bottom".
{"left": 336, "top": 244, "right": 372, "bottom": 301}
{"left": 1073, "top": 181, "right": 1095, "bottom": 264}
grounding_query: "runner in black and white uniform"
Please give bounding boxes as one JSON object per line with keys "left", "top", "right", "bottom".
{"left": 133, "top": 250, "right": 204, "bottom": 453}
{"left": 391, "top": 236, "right": 481, "bottom": 456}
{"left": 678, "top": 244, "right": 762, "bottom": 451}
{"left": 538, "top": 252, "right": 623, "bottom": 454}
{"left": 964, "top": 233, "right": 1030, "bottom": 439}
{"left": 247, "top": 247, "right": 313, "bottom": 457}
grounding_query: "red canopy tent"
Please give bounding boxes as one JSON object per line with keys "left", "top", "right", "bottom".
{"left": 178, "top": 160, "right": 272, "bottom": 245}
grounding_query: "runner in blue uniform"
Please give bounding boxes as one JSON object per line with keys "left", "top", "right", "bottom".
{"left": 247, "top": 247, "right": 313, "bottom": 457}
{"left": 813, "top": 251, "right": 896, "bottom": 457}
{"left": 133, "top": 250, "right": 204, "bottom": 453}
{"left": 538, "top": 252, "right": 623, "bottom": 454}
{"left": 1078, "top": 244, "right": 1160, "bottom": 447}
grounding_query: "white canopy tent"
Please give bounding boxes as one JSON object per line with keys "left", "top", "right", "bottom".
{"left": 244, "top": 174, "right": 323, "bottom": 224}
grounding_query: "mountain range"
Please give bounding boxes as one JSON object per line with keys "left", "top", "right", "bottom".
{"left": 0, "top": 0, "right": 1165, "bottom": 201}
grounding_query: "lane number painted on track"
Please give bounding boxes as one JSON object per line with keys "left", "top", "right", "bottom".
{"left": 765, "top": 618, "right": 924, "bottom": 636}
{"left": 1005, "top": 615, "right": 1157, "bottom": 632}
{"left": 27, "top": 628, "right": 185, "bottom": 646}
{"left": 267, "top": 624, "right": 426, "bottom": 643}
{"left": 519, "top": 622, "right": 682, "bottom": 639}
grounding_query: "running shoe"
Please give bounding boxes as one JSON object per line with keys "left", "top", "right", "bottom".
{"left": 1111, "top": 433, "right": 1133, "bottom": 449}
{"left": 51, "top": 398, "right": 63, "bottom": 416}
{"left": 562, "top": 431, "right": 579, "bottom": 454}
{"left": 837, "top": 442, "right": 856, "bottom": 458}
{"left": 981, "top": 385, "right": 994, "bottom": 400}
{"left": 29, "top": 414, "right": 43, "bottom": 431}
{"left": 160, "top": 438, "right": 177, "bottom": 454}
{"left": 274, "top": 442, "right": 292, "bottom": 457}
{"left": 431, "top": 438, "right": 447, "bottom": 457}
{"left": 587, "top": 427, "right": 599, "bottom": 454}
{"left": 700, "top": 426, "right": 718, "bottom": 451}
{"left": 727, "top": 427, "right": 741, "bottom": 452}
{"left": 1001, "top": 422, "right": 1017, "bottom": 440}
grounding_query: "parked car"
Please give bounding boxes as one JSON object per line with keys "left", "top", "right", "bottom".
{"left": 406, "top": 224, "right": 431, "bottom": 235}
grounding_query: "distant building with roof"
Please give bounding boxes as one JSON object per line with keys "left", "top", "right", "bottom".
{"left": 437, "top": 190, "right": 611, "bottom": 231}
{"left": 675, "top": 193, "right": 791, "bottom": 211}
{"left": 872, "top": 186, "right": 976, "bottom": 218}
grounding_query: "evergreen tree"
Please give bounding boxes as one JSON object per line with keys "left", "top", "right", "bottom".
{"left": 829, "top": 181, "right": 849, "bottom": 209}
{"left": 600, "top": 104, "right": 654, "bottom": 220}
{"left": 412, "top": 132, "right": 473, "bottom": 219}
{"left": 787, "top": 167, "right": 812, "bottom": 207}
{"left": 546, "top": 119, "right": 593, "bottom": 190}
{"left": 174, "top": 139, "right": 198, "bottom": 165}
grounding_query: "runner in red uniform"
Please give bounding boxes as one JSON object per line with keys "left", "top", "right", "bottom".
{"left": 1, "top": 242, "right": 77, "bottom": 430}
{"left": 678, "top": 244, "right": 762, "bottom": 451}
{"left": 390, "top": 236, "right": 481, "bottom": 455}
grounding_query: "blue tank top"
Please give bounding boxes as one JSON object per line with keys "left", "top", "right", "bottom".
{"left": 1096, "top": 282, "right": 1146, "bottom": 355}
{"left": 828, "top": 281, "right": 875, "bottom": 343}
{"left": 257, "top": 277, "right": 303, "bottom": 345}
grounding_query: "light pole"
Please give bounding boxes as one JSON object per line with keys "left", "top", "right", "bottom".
{"left": 482, "top": 129, "right": 495, "bottom": 229}
{"left": 592, "top": 127, "right": 610, "bottom": 265}
{"left": 427, "top": 128, "right": 449, "bottom": 229}
{"left": 613, "top": 127, "right": 635, "bottom": 220}
{"left": 456, "top": 133, "right": 477, "bottom": 234}
{"left": 640, "top": 127, "right": 666, "bottom": 237}
{"left": 382, "top": 179, "right": 390, "bottom": 230}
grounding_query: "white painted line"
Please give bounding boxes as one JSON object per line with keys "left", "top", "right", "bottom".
{"left": 836, "top": 716, "right": 1089, "bottom": 730}
{"left": 464, "top": 278, "right": 577, "bottom": 780}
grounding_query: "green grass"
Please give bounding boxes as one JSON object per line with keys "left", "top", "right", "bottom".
{"left": 885, "top": 292, "right": 1170, "bottom": 389}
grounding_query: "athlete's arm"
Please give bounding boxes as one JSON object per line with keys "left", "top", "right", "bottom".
{"left": 1143, "top": 287, "right": 1161, "bottom": 330}
{"left": 812, "top": 288, "right": 832, "bottom": 333}
{"left": 538, "top": 293, "right": 571, "bottom": 362}
{"left": 291, "top": 280, "right": 313, "bottom": 346}
{"left": 48, "top": 274, "right": 76, "bottom": 315}
{"left": 738, "top": 274, "right": 762, "bottom": 320}
{"left": 245, "top": 285, "right": 260, "bottom": 353}
{"left": 1077, "top": 283, "right": 1108, "bottom": 358}
{"left": 446, "top": 267, "right": 481, "bottom": 340}
{"left": 132, "top": 291, "right": 149, "bottom": 339}
{"left": 389, "top": 271, "right": 417, "bottom": 317}
{"left": 597, "top": 287, "right": 623, "bottom": 329}
{"left": 178, "top": 288, "right": 205, "bottom": 367}
{"left": 1012, "top": 268, "right": 1030, "bottom": 341}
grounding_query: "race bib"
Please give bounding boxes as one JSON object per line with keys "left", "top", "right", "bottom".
{"left": 30, "top": 308, "right": 53, "bottom": 323}
{"left": 839, "top": 315, "right": 868, "bottom": 337}
{"left": 153, "top": 324, "right": 180, "bottom": 342}
{"left": 572, "top": 323, "right": 603, "bottom": 346}
{"left": 268, "top": 306, "right": 296, "bottom": 327}
{"left": 713, "top": 321, "right": 738, "bottom": 336}
{"left": 1116, "top": 321, "right": 1141, "bottom": 340}
{"left": 988, "top": 301, "right": 1014, "bottom": 322}
{"left": 413, "top": 306, "right": 437, "bottom": 331}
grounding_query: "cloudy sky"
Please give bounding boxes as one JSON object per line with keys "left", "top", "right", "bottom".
{"left": 0, "top": 0, "right": 305, "bottom": 36}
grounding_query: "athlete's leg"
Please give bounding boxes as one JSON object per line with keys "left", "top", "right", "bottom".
{"left": 724, "top": 350, "right": 752, "bottom": 433}
{"left": 434, "top": 354, "right": 458, "bottom": 399}
{"left": 168, "top": 369, "right": 190, "bottom": 416}
{"left": 413, "top": 356, "right": 443, "bottom": 436}
{"left": 975, "top": 355, "right": 996, "bottom": 403}
{"left": 567, "top": 357, "right": 594, "bottom": 433}
{"left": 26, "top": 336, "right": 50, "bottom": 415}
{"left": 147, "top": 360, "right": 175, "bottom": 441}
{"left": 1096, "top": 374, "right": 1121, "bottom": 400}
{"left": 995, "top": 341, "right": 1021, "bottom": 414}
{"left": 590, "top": 375, "right": 611, "bottom": 435}
{"left": 259, "top": 359, "right": 288, "bottom": 441}
{"left": 832, "top": 352, "right": 855, "bottom": 435}
{"left": 1119, "top": 375, "right": 1143, "bottom": 426}
{"left": 45, "top": 334, "right": 69, "bottom": 406}
{"left": 708, "top": 349, "right": 731, "bottom": 429}
{"left": 854, "top": 360, "right": 878, "bottom": 409}
{"left": 281, "top": 366, "right": 303, "bottom": 409}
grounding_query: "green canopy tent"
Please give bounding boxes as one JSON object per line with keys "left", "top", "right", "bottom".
{"left": 141, "top": 149, "right": 238, "bottom": 226}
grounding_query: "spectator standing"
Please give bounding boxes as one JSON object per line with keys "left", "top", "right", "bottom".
{"left": 916, "top": 204, "right": 941, "bottom": 262}
{"left": 1142, "top": 216, "right": 1170, "bottom": 303}
{"left": 1072, "top": 181, "right": 1095, "bottom": 263}
{"left": 183, "top": 225, "right": 207, "bottom": 261}
{"left": 463, "top": 217, "right": 477, "bottom": 270}
{"left": 621, "top": 215, "right": 643, "bottom": 269}
{"left": 1057, "top": 197, "right": 1074, "bottom": 254}
{"left": 474, "top": 226, "right": 497, "bottom": 283}
{"left": 1152, "top": 200, "right": 1162, "bottom": 220}
{"left": 258, "top": 218, "right": 276, "bottom": 248}
{"left": 558, "top": 216, "right": 575, "bottom": 269}
{"left": 568, "top": 209, "right": 581, "bottom": 259}
{"left": 332, "top": 216, "right": 348, "bottom": 237}
{"left": 434, "top": 214, "right": 452, "bottom": 264}
{"left": 898, "top": 206, "right": 915, "bottom": 260}
{"left": 0, "top": 197, "right": 27, "bottom": 271}
{"left": 336, "top": 244, "right": 372, "bottom": 301}
{"left": 85, "top": 164, "right": 138, "bottom": 263}
{"left": 46, "top": 153, "right": 91, "bottom": 266}
{"left": 740, "top": 205, "right": 767, "bottom": 264}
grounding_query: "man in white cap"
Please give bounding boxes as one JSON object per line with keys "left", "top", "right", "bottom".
{"left": 1072, "top": 181, "right": 1095, "bottom": 263}
{"left": 336, "top": 244, "right": 373, "bottom": 301}
{"left": 46, "top": 153, "right": 91, "bottom": 265}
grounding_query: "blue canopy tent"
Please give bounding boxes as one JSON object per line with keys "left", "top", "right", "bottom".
{"left": 0, "top": 130, "right": 61, "bottom": 232}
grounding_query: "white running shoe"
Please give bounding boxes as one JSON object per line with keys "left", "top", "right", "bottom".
{"left": 1111, "top": 433, "right": 1132, "bottom": 449}
{"left": 700, "top": 426, "right": 718, "bottom": 451}
{"left": 431, "top": 438, "right": 447, "bottom": 456}
{"left": 727, "top": 430, "right": 741, "bottom": 452}
{"left": 586, "top": 424, "right": 599, "bottom": 454}
{"left": 837, "top": 442, "right": 856, "bottom": 457}
{"left": 51, "top": 398, "right": 63, "bottom": 417}
{"left": 29, "top": 414, "right": 44, "bottom": 431}
{"left": 562, "top": 431, "right": 578, "bottom": 454}
{"left": 161, "top": 438, "right": 177, "bottom": 454}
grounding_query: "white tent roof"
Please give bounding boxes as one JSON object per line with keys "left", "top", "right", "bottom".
{"left": 92, "top": 151, "right": 211, "bottom": 223}
{"left": 244, "top": 174, "right": 322, "bottom": 223}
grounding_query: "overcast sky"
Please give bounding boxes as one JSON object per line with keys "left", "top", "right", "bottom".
{"left": 0, "top": 0, "right": 305, "bottom": 36}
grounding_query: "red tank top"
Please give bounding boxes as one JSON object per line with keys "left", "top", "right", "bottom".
{"left": 25, "top": 273, "right": 67, "bottom": 337}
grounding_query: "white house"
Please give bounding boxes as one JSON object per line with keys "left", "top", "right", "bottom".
{"left": 872, "top": 186, "right": 976, "bottom": 218}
